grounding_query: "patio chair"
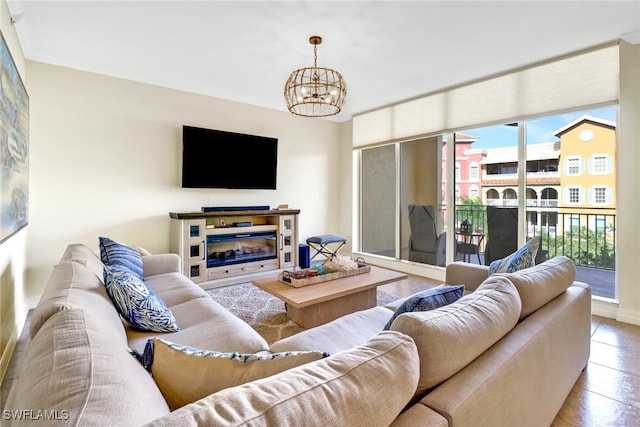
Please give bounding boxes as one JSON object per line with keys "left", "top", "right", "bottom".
{"left": 484, "top": 206, "right": 518, "bottom": 265}
{"left": 484, "top": 206, "right": 548, "bottom": 265}
{"left": 408, "top": 204, "right": 446, "bottom": 266}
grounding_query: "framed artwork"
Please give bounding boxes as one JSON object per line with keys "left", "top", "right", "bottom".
{"left": 0, "top": 30, "right": 28, "bottom": 244}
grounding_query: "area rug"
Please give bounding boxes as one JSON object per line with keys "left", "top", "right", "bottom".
{"left": 207, "top": 283, "right": 399, "bottom": 344}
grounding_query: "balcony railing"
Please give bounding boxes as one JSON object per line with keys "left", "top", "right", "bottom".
{"left": 486, "top": 199, "right": 518, "bottom": 207}
{"left": 451, "top": 204, "right": 616, "bottom": 270}
{"left": 527, "top": 199, "right": 559, "bottom": 207}
{"left": 450, "top": 204, "right": 615, "bottom": 298}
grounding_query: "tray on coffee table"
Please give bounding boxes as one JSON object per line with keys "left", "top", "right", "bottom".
{"left": 279, "top": 264, "right": 371, "bottom": 288}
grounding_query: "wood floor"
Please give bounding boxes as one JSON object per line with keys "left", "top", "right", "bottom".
{"left": 379, "top": 276, "right": 640, "bottom": 427}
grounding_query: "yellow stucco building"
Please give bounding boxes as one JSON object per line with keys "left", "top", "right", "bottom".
{"left": 556, "top": 115, "right": 616, "bottom": 234}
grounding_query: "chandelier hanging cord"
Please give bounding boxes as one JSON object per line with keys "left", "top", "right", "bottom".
{"left": 311, "top": 36, "right": 320, "bottom": 67}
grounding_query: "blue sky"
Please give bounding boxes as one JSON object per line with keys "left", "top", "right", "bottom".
{"left": 462, "top": 105, "right": 617, "bottom": 149}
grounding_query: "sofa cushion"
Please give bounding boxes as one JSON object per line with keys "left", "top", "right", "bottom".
{"left": 144, "top": 338, "right": 328, "bottom": 410}
{"left": 127, "top": 296, "right": 270, "bottom": 354}
{"left": 390, "top": 275, "right": 521, "bottom": 397}
{"left": 270, "top": 306, "right": 393, "bottom": 355}
{"left": 144, "top": 272, "right": 211, "bottom": 307}
{"left": 99, "top": 236, "right": 144, "bottom": 279}
{"left": 142, "top": 253, "right": 182, "bottom": 277}
{"left": 500, "top": 255, "right": 576, "bottom": 320}
{"left": 384, "top": 285, "right": 465, "bottom": 330}
{"left": 143, "top": 331, "right": 419, "bottom": 427}
{"left": 488, "top": 236, "right": 540, "bottom": 275}
{"left": 104, "top": 266, "right": 180, "bottom": 332}
{"left": 5, "top": 309, "right": 171, "bottom": 426}
{"left": 29, "top": 258, "right": 126, "bottom": 340}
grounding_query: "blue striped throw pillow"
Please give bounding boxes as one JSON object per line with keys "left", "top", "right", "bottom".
{"left": 99, "top": 236, "right": 144, "bottom": 279}
{"left": 384, "top": 285, "right": 465, "bottom": 330}
{"left": 103, "top": 266, "right": 180, "bottom": 332}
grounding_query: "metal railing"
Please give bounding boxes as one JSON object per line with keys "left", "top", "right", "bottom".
{"left": 450, "top": 204, "right": 616, "bottom": 270}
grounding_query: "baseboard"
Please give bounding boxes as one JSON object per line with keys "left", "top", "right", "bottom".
{"left": 591, "top": 298, "right": 640, "bottom": 326}
{"left": 0, "top": 326, "right": 18, "bottom": 385}
{"left": 616, "top": 307, "right": 640, "bottom": 326}
{"left": 352, "top": 252, "right": 446, "bottom": 283}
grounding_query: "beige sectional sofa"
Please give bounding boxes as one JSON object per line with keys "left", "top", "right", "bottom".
{"left": 5, "top": 243, "right": 591, "bottom": 426}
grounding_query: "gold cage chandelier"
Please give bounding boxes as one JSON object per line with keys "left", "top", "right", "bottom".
{"left": 284, "top": 36, "right": 347, "bottom": 117}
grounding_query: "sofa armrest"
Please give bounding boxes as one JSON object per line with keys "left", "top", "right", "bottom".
{"left": 445, "top": 261, "right": 489, "bottom": 292}
{"left": 142, "top": 253, "right": 182, "bottom": 277}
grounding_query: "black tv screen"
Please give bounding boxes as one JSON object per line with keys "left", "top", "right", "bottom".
{"left": 181, "top": 126, "right": 278, "bottom": 190}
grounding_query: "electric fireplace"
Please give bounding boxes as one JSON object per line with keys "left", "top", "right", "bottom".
{"left": 206, "top": 231, "right": 277, "bottom": 268}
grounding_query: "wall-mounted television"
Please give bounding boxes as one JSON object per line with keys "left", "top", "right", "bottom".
{"left": 181, "top": 125, "right": 278, "bottom": 190}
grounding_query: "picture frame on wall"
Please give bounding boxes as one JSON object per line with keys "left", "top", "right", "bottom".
{"left": 0, "top": 30, "right": 29, "bottom": 244}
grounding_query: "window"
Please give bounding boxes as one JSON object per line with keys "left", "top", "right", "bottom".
{"left": 358, "top": 136, "right": 446, "bottom": 266}
{"left": 360, "top": 145, "right": 396, "bottom": 257}
{"left": 567, "top": 157, "right": 581, "bottom": 175}
{"left": 593, "top": 155, "right": 608, "bottom": 175}
{"left": 357, "top": 105, "right": 617, "bottom": 300}
{"left": 469, "top": 163, "right": 479, "bottom": 180}
{"left": 501, "top": 162, "right": 517, "bottom": 174}
{"left": 593, "top": 186, "right": 607, "bottom": 205}
{"left": 570, "top": 214, "right": 581, "bottom": 229}
{"left": 469, "top": 185, "right": 479, "bottom": 199}
{"left": 568, "top": 187, "right": 581, "bottom": 204}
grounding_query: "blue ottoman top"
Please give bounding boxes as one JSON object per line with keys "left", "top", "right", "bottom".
{"left": 306, "top": 235, "right": 347, "bottom": 244}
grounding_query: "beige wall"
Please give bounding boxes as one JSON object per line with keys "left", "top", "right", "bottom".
{"left": 25, "top": 61, "right": 342, "bottom": 308}
{"left": 0, "top": 0, "right": 28, "bottom": 383}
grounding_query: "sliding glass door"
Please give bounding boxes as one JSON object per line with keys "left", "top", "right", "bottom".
{"left": 357, "top": 105, "right": 617, "bottom": 299}
{"left": 359, "top": 137, "right": 447, "bottom": 267}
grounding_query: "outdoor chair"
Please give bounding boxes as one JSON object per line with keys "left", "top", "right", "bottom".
{"left": 484, "top": 206, "right": 548, "bottom": 265}
{"left": 408, "top": 204, "right": 446, "bottom": 266}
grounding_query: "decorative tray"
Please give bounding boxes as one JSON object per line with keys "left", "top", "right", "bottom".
{"left": 279, "top": 262, "right": 371, "bottom": 288}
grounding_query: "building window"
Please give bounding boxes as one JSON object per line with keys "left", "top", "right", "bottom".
{"left": 592, "top": 155, "right": 608, "bottom": 175}
{"left": 567, "top": 157, "right": 581, "bottom": 175}
{"left": 568, "top": 187, "right": 581, "bottom": 204}
{"left": 593, "top": 186, "right": 607, "bottom": 205}
{"left": 570, "top": 214, "right": 581, "bottom": 229}
{"left": 469, "top": 163, "right": 479, "bottom": 180}
{"left": 455, "top": 163, "right": 461, "bottom": 181}
{"left": 469, "top": 185, "right": 479, "bottom": 199}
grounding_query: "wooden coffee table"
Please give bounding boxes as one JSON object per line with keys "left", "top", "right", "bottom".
{"left": 252, "top": 266, "right": 407, "bottom": 328}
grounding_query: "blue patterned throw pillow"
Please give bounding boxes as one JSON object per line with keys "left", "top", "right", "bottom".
{"left": 384, "top": 285, "right": 465, "bottom": 330}
{"left": 488, "top": 236, "right": 541, "bottom": 276}
{"left": 99, "top": 236, "right": 144, "bottom": 279}
{"left": 103, "top": 266, "right": 180, "bottom": 332}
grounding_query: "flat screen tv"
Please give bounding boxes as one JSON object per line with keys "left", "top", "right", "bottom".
{"left": 181, "top": 125, "right": 278, "bottom": 190}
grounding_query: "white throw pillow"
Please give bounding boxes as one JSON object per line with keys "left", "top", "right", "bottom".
{"left": 144, "top": 338, "right": 328, "bottom": 410}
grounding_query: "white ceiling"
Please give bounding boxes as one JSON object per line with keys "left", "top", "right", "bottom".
{"left": 7, "top": 1, "right": 640, "bottom": 121}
